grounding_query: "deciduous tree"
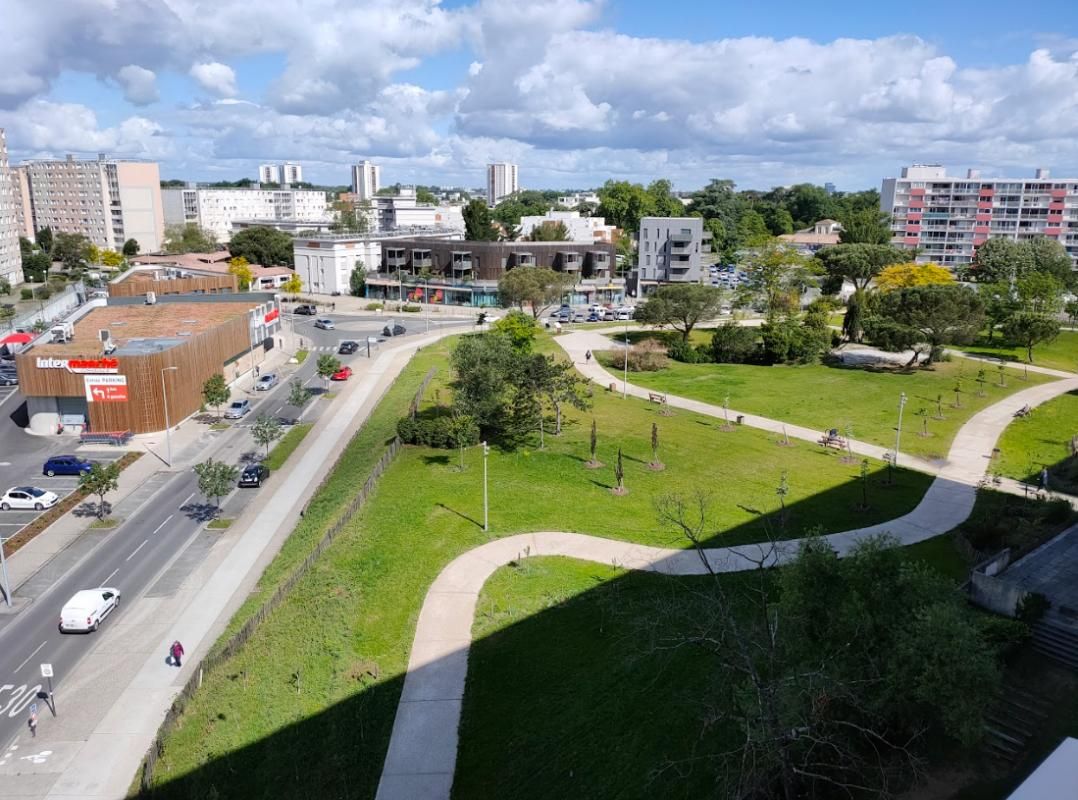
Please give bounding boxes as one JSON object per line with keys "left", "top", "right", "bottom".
{"left": 837, "top": 208, "right": 893, "bottom": 244}
{"left": 497, "top": 267, "right": 573, "bottom": 319}
{"left": 316, "top": 354, "right": 342, "bottom": 387}
{"left": 864, "top": 284, "right": 985, "bottom": 365}
{"left": 970, "top": 237, "right": 1033, "bottom": 283}
{"left": 163, "top": 223, "right": 218, "bottom": 254}
{"left": 281, "top": 273, "right": 303, "bottom": 294}
{"left": 349, "top": 261, "right": 366, "bottom": 297}
{"left": 78, "top": 461, "right": 121, "bottom": 519}
{"left": 874, "top": 262, "right": 954, "bottom": 292}
{"left": 228, "top": 226, "right": 294, "bottom": 266}
{"left": 634, "top": 284, "right": 726, "bottom": 342}
{"left": 1003, "top": 312, "right": 1061, "bottom": 362}
{"left": 228, "top": 256, "right": 253, "bottom": 290}
{"left": 194, "top": 459, "right": 240, "bottom": 507}
{"left": 526, "top": 221, "right": 569, "bottom": 241}
{"left": 201, "top": 373, "right": 230, "bottom": 418}
{"left": 463, "top": 199, "right": 498, "bottom": 241}
{"left": 251, "top": 414, "right": 283, "bottom": 455}
{"left": 122, "top": 238, "right": 140, "bottom": 256}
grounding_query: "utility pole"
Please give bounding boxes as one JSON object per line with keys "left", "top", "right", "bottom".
{"left": 622, "top": 317, "right": 629, "bottom": 399}
{"left": 894, "top": 391, "right": 908, "bottom": 468}
{"left": 0, "top": 533, "right": 11, "bottom": 607}
{"left": 482, "top": 441, "right": 490, "bottom": 532}
{"left": 161, "top": 366, "right": 179, "bottom": 467}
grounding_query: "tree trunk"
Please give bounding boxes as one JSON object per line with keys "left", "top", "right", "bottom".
{"left": 554, "top": 402, "right": 562, "bottom": 435}
{"left": 1027, "top": 343, "right": 1035, "bottom": 363}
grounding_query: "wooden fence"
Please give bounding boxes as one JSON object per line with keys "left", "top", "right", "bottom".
{"left": 137, "top": 366, "right": 437, "bottom": 793}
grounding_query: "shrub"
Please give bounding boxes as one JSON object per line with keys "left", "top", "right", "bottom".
{"left": 1016, "top": 592, "right": 1051, "bottom": 625}
{"left": 710, "top": 322, "right": 757, "bottom": 364}
{"left": 365, "top": 302, "right": 384, "bottom": 311}
{"left": 667, "top": 338, "right": 710, "bottom": 363}
{"left": 624, "top": 338, "right": 669, "bottom": 372}
{"left": 35, "top": 287, "right": 52, "bottom": 300}
{"left": 806, "top": 296, "right": 839, "bottom": 314}
{"left": 402, "top": 304, "right": 422, "bottom": 313}
{"left": 20, "top": 288, "right": 33, "bottom": 300}
{"left": 396, "top": 414, "right": 480, "bottom": 449}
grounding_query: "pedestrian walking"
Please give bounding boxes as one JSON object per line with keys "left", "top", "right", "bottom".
{"left": 254, "top": 365, "right": 260, "bottom": 377}
{"left": 28, "top": 710, "right": 37, "bottom": 738}
{"left": 170, "top": 640, "right": 185, "bottom": 667}
{"left": 585, "top": 349, "right": 592, "bottom": 364}
{"left": 1041, "top": 466, "right": 1050, "bottom": 494}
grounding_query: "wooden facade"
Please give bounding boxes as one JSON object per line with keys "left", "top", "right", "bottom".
{"left": 108, "top": 274, "right": 238, "bottom": 298}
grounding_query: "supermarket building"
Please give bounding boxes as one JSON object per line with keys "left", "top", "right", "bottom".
{"left": 14, "top": 296, "right": 281, "bottom": 435}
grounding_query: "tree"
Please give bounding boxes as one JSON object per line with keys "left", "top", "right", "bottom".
{"left": 281, "top": 273, "right": 303, "bottom": 294}
{"left": 837, "top": 208, "right": 892, "bottom": 244}
{"left": 288, "top": 378, "right": 311, "bottom": 407}
{"left": 416, "top": 187, "right": 438, "bottom": 205}
{"left": 527, "top": 221, "right": 569, "bottom": 242}
{"left": 735, "top": 209, "right": 771, "bottom": 248}
{"left": 463, "top": 199, "right": 498, "bottom": 241}
{"left": 100, "top": 250, "right": 125, "bottom": 268}
{"left": 201, "top": 373, "right": 230, "bottom": 418}
{"left": 251, "top": 414, "right": 283, "bottom": 455}
{"left": 970, "top": 237, "right": 1034, "bottom": 283}
{"left": 19, "top": 236, "right": 33, "bottom": 259}
{"left": 689, "top": 179, "right": 744, "bottom": 259}
{"left": 613, "top": 447, "right": 625, "bottom": 494}
{"left": 634, "top": 284, "right": 726, "bottom": 342}
{"left": 596, "top": 180, "right": 656, "bottom": 232}
{"left": 497, "top": 267, "right": 573, "bottom": 319}
{"left": 741, "top": 240, "right": 810, "bottom": 319}
{"left": 122, "top": 238, "right": 140, "bottom": 256}
{"left": 78, "top": 461, "right": 121, "bottom": 519}
{"left": 588, "top": 419, "right": 599, "bottom": 466}
{"left": 22, "top": 251, "right": 51, "bottom": 283}
{"left": 1014, "top": 271, "right": 1064, "bottom": 315}
{"left": 784, "top": 183, "right": 836, "bottom": 228}
{"left": 194, "top": 459, "right": 239, "bottom": 507}
{"left": 85, "top": 243, "right": 102, "bottom": 265}
{"left": 864, "top": 284, "right": 985, "bottom": 365}
{"left": 163, "top": 223, "right": 218, "bottom": 254}
{"left": 316, "top": 354, "right": 342, "bottom": 387}
{"left": 978, "top": 282, "right": 1019, "bottom": 342}
{"left": 228, "top": 256, "right": 253, "bottom": 290}
{"left": 1003, "top": 312, "right": 1061, "bottom": 362}
{"left": 874, "top": 262, "right": 955, "bottom": 292}
{"left": 646, "top": 179, "right": 683, "bottom": 218}
{"left": 35, "top": 226, "right": 53, "bottom": 254}
{"left": 1026, "top": 236, "right": 1074, "bottom": 286}
{"left": 531, "top": 354, "right": 590, "bottom": 435}
{"left": 817, "top": 243, "right": 909, "bottom": 293}
{"left": 52, "top": 232, "right": 92, "bottom": 270}
{"left": 650, "top": 422, "right": 661, "bottom": 468}
{"left": 349, "top": 261, "right": 366, "bottom": 297}
{"left": 330, "top": 199, "right": 369, "bottom": 234}
{"left": 491, "top": 310, "right": 537, "bottom": 353}
{"left": 228, "top": 226, "right": 294, "bottom": 266}
{"left": 710, "top": 322, "right": 757, "bottom": 363}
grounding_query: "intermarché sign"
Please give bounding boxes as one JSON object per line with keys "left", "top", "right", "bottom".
{"left": 36, "top": 357, "right": 120, "bottom": 374}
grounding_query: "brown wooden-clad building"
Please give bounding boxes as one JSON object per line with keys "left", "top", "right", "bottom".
{"left": 14, "top": 298, "right": 281, "bottom": 435}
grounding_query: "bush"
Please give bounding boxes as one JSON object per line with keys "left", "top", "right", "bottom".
{"left": 1016, "top": 592, "right": 1051, "bottom": 625}
{"left": 806, "top": 296, "right": 839, "bottom": 314}
{"left": 710, "top": 322, "right": 757, "bottom": 364}
{"left": 35, "top": 287, "right": 52, "bottom": 300}
{"left": 365, "top": 302, "right": 384, "bottom": 311}
{"left": 760, "top": 319, "right": 830, "bottom": 365}
{"left": 396, "top": 414, "right": 480, "bottom": 449}
{"left": 667, "top": 338, "right": 711, "bottom": 364}
{"left": 20, "top": 288, "right": 33, "bottom": 300}
{"left": 624, "top": 338, "right": 669, "bottom": 372}
{"left": 401, "top": 304, "right": 422, "bottom": 313}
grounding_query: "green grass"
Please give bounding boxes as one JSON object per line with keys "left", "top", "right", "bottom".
{"left": 207, "top": 518, "right": 233, "bottom": 530}
{"left": 263, "top": 422, "right": 314, "bottom": 471}
{"left": 961, "top": 329, "right": 1078, "bottom": 374}
{"left": 993, "top": 390, "right": 1078, "bottom": 491}
{"left": 89, "top": 517, "right": 119, "bottom": 529}
{"left": 294, "top": 348, "right": 309, "bottom": 363}
{"left": 609, "top": 355, "right": 1055, "bottom": 460}
{"left": 209, "top": 421, "right": 231, "bottom": 431}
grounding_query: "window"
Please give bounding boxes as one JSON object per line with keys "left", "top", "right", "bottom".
{"left": 646, "top": 255, "right": 651, "bottom": 265}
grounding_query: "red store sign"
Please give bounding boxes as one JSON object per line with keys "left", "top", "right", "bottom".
{"left": 36, "top": 357, "right": 120, "bottom": 374}
{"left": 265, "top": 308, "right": 280, "bottom": 323}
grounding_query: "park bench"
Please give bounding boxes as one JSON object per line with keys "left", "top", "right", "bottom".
{"left": 818, "top": 429, "right": 847, "bottom": 450}
{"left": 1014, "top": 405, "right": 1032, "bottom": 418}
{"left": 79, "top": 430, "right": 133, "bottom": 446}
{"left": 648, "top": 392, "right": 666, "bottom": 405}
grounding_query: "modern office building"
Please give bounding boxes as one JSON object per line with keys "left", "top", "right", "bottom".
{"left": 162, "top": 185, "right": 331, "bottom": 242}
{"left": 351, "top": 160, "right": 381, "bottom": 200}
{"left": 258, "top": 163, "right": 304, "bottom": 185}
{"left": 519, "top": 210, "right": 617, "bottom": 243}
{"left": 15, "top": 154, "right": 165, "bottom": 253}
{"left": 486, "top": 162, "right": 518, "bottom": 206}
{"left": 881, "top": 164, "right": 1078, "bottom": 269}
{"left": 364, "top": 238, "right": 621, "bottom": 307}
{"left": 636, "top": 216, "right": 712, "bottom": 290}
{"left": 0, "top": 130, "right": 21, "bottom": 286}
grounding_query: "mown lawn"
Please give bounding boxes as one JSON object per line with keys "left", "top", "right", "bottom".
{"left": 961, "top": 329, "right": 1078, "bottom": 374}
{"left": 993, "top": 389, "right": 1078, "bottom": 491}
{"left": 610, "top": 355, "right": 1055, "bottom": 461}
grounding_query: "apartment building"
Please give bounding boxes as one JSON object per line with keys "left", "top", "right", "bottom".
{"left": 350, "top": 161, "right": 381, "bottom": 200}
{"left": 487, "top": 162, "right": 518, "bottom": 206}
{"left": 258, "top": 163, "right": 304, "bottom": 185}
{"left": 636, "top": 216, "right": 712, "bottom": 289}
{"left": 162, "top": 185, "right": 331, "bottom": 242}
{"left": 258, "top": 164, "right": 278, "bottom": 184}
{"left": 359, "top": 187, "right": 465, "bottom": 234}
{"left": 0, "top": 130, "right": 21, "bottom": 286}
{"left": 519, "top": 210, "right": 617, "bottom": 243}
{"left": 882, "top": 164, "right": 1078, "bottom": 269}
{"left": 16, "top": 154, "right": 165, "bottom": 253}
{"left": 12, "top": 166, "right": 33, "bottom": 239}
{"left": 556, "top": 192, "right": 600, "bottom": 209}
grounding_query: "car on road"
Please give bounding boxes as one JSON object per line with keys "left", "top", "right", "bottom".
{"left": 293, "top": 304, "right": 317, "bottom": 315}
{"left": 59, "top": 587, "right": 121, "bottom": 633}
{"left": 330, "top": 365, "right": 353, "bottom": 381}
{"left": 382, "top": 323, "right": 406, "bottom": 337}
{"left": 255, "top": 373, "right": 279, "bottom": 391}
{"left": 224, "top": 399, "right": 251, "bottom": 419}
{"left": 43, "top": 455, "right": 94, "bottom": 477}
{"left": 1, "top": 486, "right": 59, "bottom": 511}
{"left": 314, "top": 318, "right": 335, "bottom": 330}
{"left": 238, "top": 463, "right": 270, "bottom": 488}
{"left": 338, "top": 340, "right": 359, "bottom": 355}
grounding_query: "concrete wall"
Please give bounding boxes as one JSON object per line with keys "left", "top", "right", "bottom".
{"left": 116, "top": 162, "right": 165, "bottom": 252}
{"left": 968, "top": 549, "right": 1028, "bottom": 617}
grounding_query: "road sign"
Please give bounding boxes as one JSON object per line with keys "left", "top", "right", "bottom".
{"left": 40, "top": 664, "right": 53, "bottom": 678}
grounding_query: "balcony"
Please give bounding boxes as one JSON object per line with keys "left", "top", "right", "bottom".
{"left": 451, "top": 252, "right": 473, "bottom": 271}
{"left": 558, "top": 252, "right": 582, "bottom": 271}
{"left": 511, "top": 252, "right": 536, "bottom": 267}
{"left": 669, "top": 232, "right": 693, "bottom": 244}
{"left": 670, "top": 241, "right": 692, "bottom": 255}
{"left": 411, "top": 250, "right": 433, "bottom": 269}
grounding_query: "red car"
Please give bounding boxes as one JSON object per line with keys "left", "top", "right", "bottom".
{"left": 330, "top": 366, "right": 353, "bottom": 381}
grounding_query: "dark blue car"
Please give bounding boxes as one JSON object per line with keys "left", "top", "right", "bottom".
{"left": 43, "top": 455, "right": 94, "bottom": 477}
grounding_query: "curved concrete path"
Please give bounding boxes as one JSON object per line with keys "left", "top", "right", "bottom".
{"left": 376, "top": 336, "right": 1078, "bottom": 800}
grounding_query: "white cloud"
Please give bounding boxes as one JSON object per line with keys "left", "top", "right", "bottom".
{"left": 189, "top": 62, "right": 238, "bottom": 98}
{"left": 115, "top": 65, "right": 159, "bottom": 105}
{"left": 0, "top": 100, "right": 171, "bottom": 159}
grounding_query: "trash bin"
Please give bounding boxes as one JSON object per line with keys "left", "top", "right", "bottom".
{"left": 736, "top": 415, "right": 744, "bottom": 424}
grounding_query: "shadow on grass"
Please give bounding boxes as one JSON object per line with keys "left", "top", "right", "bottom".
{"left": 436, "top": 502, "right": 483, "bottom": 529}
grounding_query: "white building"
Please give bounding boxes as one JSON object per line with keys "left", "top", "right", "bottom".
{"left": 487, "top": 162, "right": 518, "bottom": 206}
{"left": 15, "top": 154, "right": 165, "bottom": 253}
{"left": 351, "top": 161, "right": 381, "bottom": 201}
{"left": 556, "top": 192, "right": 600, "bottom": 209}
{"left": 362, "top": 187, "right": 465, "bottom": 235}
{"left": 162, "top": 186, "right": 331, "bottom": 242}
{"left": 519, "top": 210, "right": 617, "bottom": 243}
{"left": 280, "top": 163, "right": 303, "bottom": 184}
{"left": 258, "top": 164, "right": 278, "bottom": 184}
{"left": 0, "top": 130, "right": 21, "bottom": 286}
{"left": 293, "top": 229, "right": 463, "bottom": 295}
{"left": 258, "top": 163, "right": 304, "bottom": 185}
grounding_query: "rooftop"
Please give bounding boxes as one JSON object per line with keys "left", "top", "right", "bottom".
{"left": 124, "top": 254, "right": 293, "bottom": 278}
{"left": 26, "top": 303, "right": 256, "bottom": 357}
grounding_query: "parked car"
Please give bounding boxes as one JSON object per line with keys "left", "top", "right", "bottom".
{"left": 255, "top": 373, "right": 279, "bottom": 391}
{"left": 382, "top": 323, "right": 406, "bottom": 337}
{"left": 224, "top": 399, "right": 251, "bottom": 419}
{"left": 43, "top": 455, "right": 94, "bottom": 477}
{"left": 602, "top": 308, "right": 618, "bottom": 321}
{"left": 0, "top": 372, "right": 17, "bottom": 387}
{"left": 586, "top": 312, "right": 601, "bottom": 322}
{"left": 1, "top": 486, "right": 59, "bottom": 511}
{"left": 572, "top": 311, "right": 586, "bottom": 322}
{"left": 293, "top": 304, "right": 317, "bottom": 315}
{"left": 59, "top": 587, "right": 121, "bottom": 633}
{"left": 338, "top": 340, "right": 359, "bottom": 355}
{"left": 331, "top": 365, "right": 353, "bottom": 381}
{"left": 238, "top": 463, "right": 270, "bottom": 488}
{"left": 314, "top": 318, "right": 335, "bottom": 330}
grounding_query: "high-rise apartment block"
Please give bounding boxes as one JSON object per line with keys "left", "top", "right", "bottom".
{"left": 258, "top": 163, "right": 304, "bottom": 185}
{"left": 486, "top": 162, "right": 518, "bottom": 206}
{"left": 16, "top": 154, "right": 165, "bottom": 253}
{"left": 258, "top": 164, "right": 279, "bottom": 184}
{"left": 882, "top": 164, "right": 1078, "bottom": 269}
{"left": 162, "top": 185, "right": 331, "bottom": 242}
{"left": 636, "top": 216, "right": 712, "bottom": 290}
{"left": 0, "top": 130, "right": 21, "bottom": 286}
{"left": 351, "top": 161, "right": 381, "bottom": 201}
{"left": 280, "top": 163, "right": 303, "bottom": 184}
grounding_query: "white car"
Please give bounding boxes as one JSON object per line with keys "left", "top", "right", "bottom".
{"left": 1, "top": 486, "right": 59, "bottom": 511}
{"left": 224, "top": 399, "right": 251, "bottom": 419}
{"left": 314, "top": 318, "right": 335, "bottom": 330}
{"left": 59, "top": 587, "right": 121, "bottom": 633}
{"left": 255, "top": 373, "right": 279, "bottom": 391}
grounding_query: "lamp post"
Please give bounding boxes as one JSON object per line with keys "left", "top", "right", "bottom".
{"left": 622, "top": 316, "right": 629, "bottom": 399}
{"left": 482, "top": 441, "right": 490, "bottom": 532}
{"left": 894, "top": 391, "right": 907, "bottom": 468}
{"left": 0, "top": 533, "right": 11, "bottom": 607}
{"left": 161, "top": 366, "right": 179, "bottom": 467}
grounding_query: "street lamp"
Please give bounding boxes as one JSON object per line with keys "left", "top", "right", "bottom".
{"left": 482, "top": 441, "right": 490, "bottom": 532}
{"left": 894, "top": 391, "right": 908, "bottom": 468}
{"left": 622, "top": 316, "right": 629, "bottom": 399}
{"left": 0, "top": 533, "right": 11, "bottom": 607}
{"left": 161, "top": 366, "right": 179, "bottom": 467}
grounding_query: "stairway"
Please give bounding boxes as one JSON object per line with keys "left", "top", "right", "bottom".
{"left": 982, "top": 683, "right": 1053, "bottom": 762}
{"left": 1032, "top": 615, "right": 1078, "bottom": 671}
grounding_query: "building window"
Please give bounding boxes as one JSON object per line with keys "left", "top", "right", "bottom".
{"left": 646, "top": 255, "right": 651, "bottom": 265}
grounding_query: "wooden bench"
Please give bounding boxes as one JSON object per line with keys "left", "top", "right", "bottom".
{"left": 818, "top": 435, "right": 847, "bottom": 451}
{"left": 648, "top": 392, "right": 666, "bottom": 405}
{"left": 1014, "top": 405, "right": 1032, "bottom": 418}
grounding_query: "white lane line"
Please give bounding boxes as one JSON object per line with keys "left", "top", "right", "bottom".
{"left": 13, "top": 641, "right": 47, "bottom": 674}
{"left": 179, "top": 492, "right": 195, "bottom": 508}
{"left": 125, "top": 539, "right": 148, "bottom": 562}
{"left": 151, "top": 514, "right": 174, "bottom": 536}
{"left": 103, "top": 568, "right": 119, "bottom": 585}
{"left": 275, "top": 405, "right": 283, "bottom": 413}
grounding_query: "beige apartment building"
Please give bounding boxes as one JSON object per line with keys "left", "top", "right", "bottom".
{"left": 16, "top": 154, "right": 165, "bottom": 253}
{"left": 0, "top": 130, "right": 21, "bottom": 286}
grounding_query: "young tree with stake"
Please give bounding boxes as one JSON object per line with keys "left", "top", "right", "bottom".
{"left": 194, "top": 459, "right": 240, "bottom": 508}
{"left": 201, "top": 373, "right": 230, "bottom": 418}
{"left": 251, "top": 414, "right": 283, "bottom": 456}
{"left": 79, "top": 462, "right": 121, "bottom": 519}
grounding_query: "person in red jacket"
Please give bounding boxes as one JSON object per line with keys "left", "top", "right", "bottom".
{"left": 170, "top": 640, "right": 185, "bottom": 667}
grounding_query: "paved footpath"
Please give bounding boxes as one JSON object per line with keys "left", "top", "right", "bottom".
{"left": 375, "top": 331, "right": 1078, "bottom": 800}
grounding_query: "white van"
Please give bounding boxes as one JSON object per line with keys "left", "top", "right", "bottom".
{"left": 59, "top": 587, "right": 121, "bottom": 633}
{"left": 615, "top": 307, "right": 634, "bottom": 320}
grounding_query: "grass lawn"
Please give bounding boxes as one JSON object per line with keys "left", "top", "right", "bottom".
{"left": 263, "top": 422, "right": 314, "bottom": 471}
{"left": 993, "top": 390, "right": 1078, "bottom": 491}
{"left": 961, "top": 329, "right": 1078, "bottom": 374}
{"left": 294, "top": 348, "right": 309, "bottom": 363}
{"left": 609, "top": 355, "right": 1055, "bottom": 461}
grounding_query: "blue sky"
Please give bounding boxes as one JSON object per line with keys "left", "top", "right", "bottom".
{"left": 3, "top": 0, "right": 1078, "bottom": 191}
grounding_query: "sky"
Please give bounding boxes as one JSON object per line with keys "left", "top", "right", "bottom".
{"left": 2, "top": 0, "right": 1078, "bottom": 192}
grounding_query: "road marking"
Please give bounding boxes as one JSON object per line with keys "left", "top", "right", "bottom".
{"left": 275, "top": 405, "right": 283, "bottom": 413}
{"left": 12, "top": 641, "right": 47, "bottom": 674}
{"left": 151, "top": 514, "right": 174, "bottom": 535}
{"left": 103, "top": 568, "right": 119, "bottom": 585}
{"left": 179, "top": 492, "right": 195, "bottom": 507}
{"left": 125, "top": 539, "right": 148, "bottom": 561}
